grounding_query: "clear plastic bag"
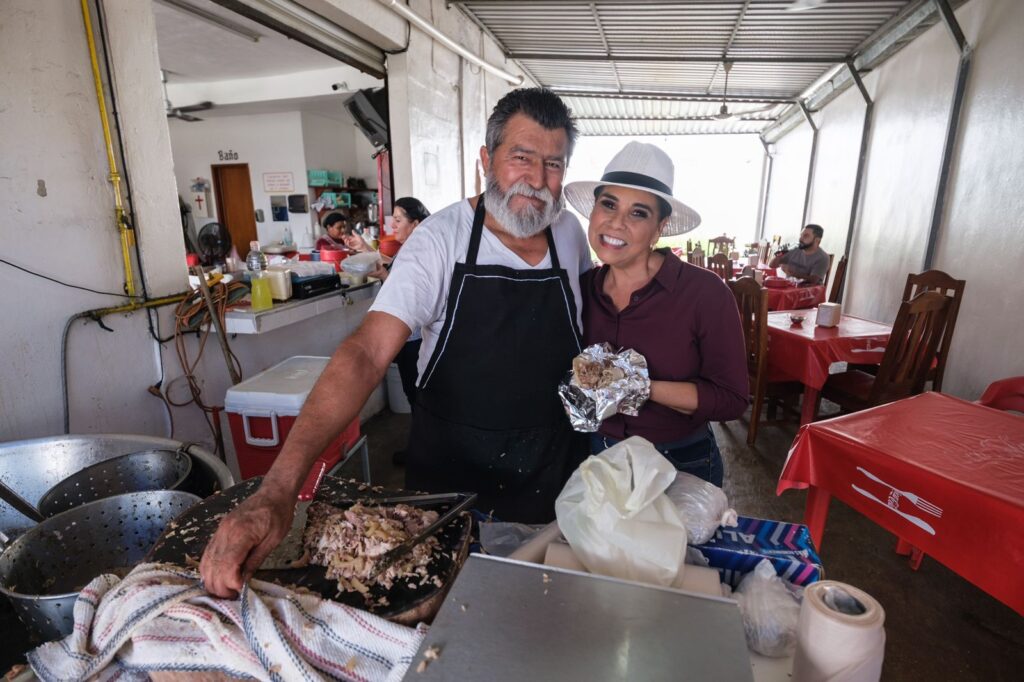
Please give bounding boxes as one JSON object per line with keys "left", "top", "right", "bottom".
{"left": 478, "top": 522, "right": 547, "bottom": 557}
{"left": 555, "top": 436, "right": 687, "bottom": 587}
{"left": 664, "top": 472, "right": 738, "bottom": 545}
{"left": 735, "top": 559, "right": 802, "bottom": 657}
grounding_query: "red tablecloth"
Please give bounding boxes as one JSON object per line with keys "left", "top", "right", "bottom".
{"left": 766, "top": 310, "right": 891, "bottom": 389}
{"left": 778, "top": 392, "right": 1024, "bottom": 614}
{"left": 764, "top": 284, "right": 825, "bottom": 311}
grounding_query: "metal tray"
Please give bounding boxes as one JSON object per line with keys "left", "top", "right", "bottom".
{"left": 147, "top": 476, "right": 471, "bottom": 623}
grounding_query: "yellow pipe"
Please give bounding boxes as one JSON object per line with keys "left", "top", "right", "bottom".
{"left": 81, "top": 0, "right": 137, "bottom": 298}
{"left": 86, "top": 292, "right": 190, "bottom": 318}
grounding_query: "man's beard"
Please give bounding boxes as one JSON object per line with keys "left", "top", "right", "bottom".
{"left": 484, "top": 175, "right": 564, "bottom": 239}
{"left": 797, "top": 240, "right": 812, "bottom": 250}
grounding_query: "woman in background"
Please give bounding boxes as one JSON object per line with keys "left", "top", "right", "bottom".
{"left": 346, "top": 197, "right": 431, "bottom": 464}
{"left": 315, "top": 212, "right": 349, "bottom": 251}
{"left": 565, "top": 142, "right": 748, "bottom": 486}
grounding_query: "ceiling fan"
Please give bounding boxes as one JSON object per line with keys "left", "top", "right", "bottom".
{"left": 711, "top": 62, "right": 777, "bottom": 121}
{"left": 786, "top": 0, "right": 829, "bottom": 11}
{"left": 162, "top": 70, "right": 214, "bottom": 122}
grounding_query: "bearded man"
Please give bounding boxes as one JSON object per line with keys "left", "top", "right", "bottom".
{"left": 200, "top": 88, "right": 592, "bottom": 598}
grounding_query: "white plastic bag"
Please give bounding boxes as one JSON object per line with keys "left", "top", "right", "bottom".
{"left": 735, "top": 559, "right": 802, "bottom": 657}
{"left": 664, "top": 472, "right": 739, "bottom": 545}
{"left": 555, "top": 436, "right": 687, "bottom": 587}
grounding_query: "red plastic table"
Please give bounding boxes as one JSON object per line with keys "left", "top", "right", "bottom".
{"left": 777, "top": 392, "right": 1024, "bottom": 614}
{"left": 766, "top": 310, "right": 891, "bottom": 424}
{"left": 764, "top": 284, "right": 825, "bottom": 311}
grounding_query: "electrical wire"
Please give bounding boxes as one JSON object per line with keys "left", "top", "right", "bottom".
{"left": 2, "top": 257, "right": 138, "bottom": 299}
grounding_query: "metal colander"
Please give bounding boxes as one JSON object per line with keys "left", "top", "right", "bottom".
{"left": 36, "top": 448, "right": 192, "bottom": 517}
{"left": 0, "top": 490, "right": 199, "bottom": 642}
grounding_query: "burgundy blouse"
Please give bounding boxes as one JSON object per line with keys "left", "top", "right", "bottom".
{"left": 581, "top": 251, "right": 749, "bottom": 443}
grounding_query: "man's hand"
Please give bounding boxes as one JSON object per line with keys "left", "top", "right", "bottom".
{"left": 199, "top": 485, "right": 295, "bottom": 598}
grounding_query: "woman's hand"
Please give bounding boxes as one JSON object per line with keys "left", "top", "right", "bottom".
{"left": 343, "top": 233, "right": 370, "bottom": 252}
{"left": 649, "top": 380, "right": 699, "bottom": 415}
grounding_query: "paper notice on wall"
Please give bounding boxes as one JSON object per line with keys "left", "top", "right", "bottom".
{"left": 262, "top": 172, "right": 294, "bottom": 193}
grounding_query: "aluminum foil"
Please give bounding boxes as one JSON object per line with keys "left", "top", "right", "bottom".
{"left": 558, "top": 343, "right": 651, "bottom": 432}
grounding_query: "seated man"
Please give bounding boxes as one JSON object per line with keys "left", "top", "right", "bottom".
{"left": 769, "top": 224, "right": 829, "bottom": 284}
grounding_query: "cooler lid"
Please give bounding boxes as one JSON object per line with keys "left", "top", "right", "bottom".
{"left": 224, "top": 356, "right": 330, "bottom": 414}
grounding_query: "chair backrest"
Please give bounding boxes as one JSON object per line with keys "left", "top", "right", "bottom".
{"left": 708, "top": 252, "right": 733, "bottom": 279}
{"left": 728, "top": 277, "right": 769, "bottom": 381}
{"left": 757, "top": 241, "right": 771, "bottom": 264}
{"left": 687, "top": 250, "right": 706, "bottom": 268}
{"left": 902, "top": 270, "right": 965, "bottom": 391}
{"left": 828, "top": 255, "right": 848, "bottom": 303}
{"left": 872, "top": 291, "right": 951, "bottom": 405}
{"left": 977, "top": 376, "right": 1024, "bottom": 413}
{"left": 686, "top": 239, "right": 693, "bottom": 253}
{"left": 709, "top": 235, "right": 734, "bottom": 255}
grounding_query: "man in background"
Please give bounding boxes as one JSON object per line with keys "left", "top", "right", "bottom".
{"left": 770, "top": 223, "right": 829, "bottom": 284}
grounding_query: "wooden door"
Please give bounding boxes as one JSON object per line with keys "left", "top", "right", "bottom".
{"left": 211, "top": 163, "right": 257, "bottom": 259}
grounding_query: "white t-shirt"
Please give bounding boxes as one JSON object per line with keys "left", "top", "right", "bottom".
{"left": 370, "top": 199, "right": 593, "bottom": 379}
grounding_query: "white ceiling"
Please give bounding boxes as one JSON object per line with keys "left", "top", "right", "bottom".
{"left": 153, "top": 0, "right": 340, "bottom": 83}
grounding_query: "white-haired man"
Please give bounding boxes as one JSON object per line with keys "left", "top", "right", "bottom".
{"left": 201, "top": 88, "right": 592, "bottom": 598}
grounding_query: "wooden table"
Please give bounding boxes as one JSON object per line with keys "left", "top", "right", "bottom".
{"left": 777, "top": 392, "right": 1024, "bottom": 614}
{"left": 766, "top": 309, "right": 892, "bottom": 424}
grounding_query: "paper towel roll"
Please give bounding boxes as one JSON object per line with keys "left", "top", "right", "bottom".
{"left": 793, "top": 581, "right": 885, "bottom": 682}
{"left": 508, "top": 521, "right": 563, "bottom": 564}
{"left": 816, "top": 302, "right": 842, "bottom": 328}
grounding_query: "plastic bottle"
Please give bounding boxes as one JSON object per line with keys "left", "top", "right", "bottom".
{"left": 246, "top": 241, "right": 268, "bottom": 272}
{"left": 283, "top": 226, "right": 293, "bottom": 246}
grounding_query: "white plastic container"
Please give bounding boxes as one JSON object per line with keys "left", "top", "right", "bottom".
{"left": 816, "top": 302, "right": 843, "bottom": 328}
{"left": 386, "top": 363, "right": 411, "bottom": 414}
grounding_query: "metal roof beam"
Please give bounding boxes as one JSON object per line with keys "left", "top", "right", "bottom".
{"left": 576, "top": 115, "right": 778, "bottom": 123}
{"left": 513, "top": 53, "right": 845, "bottom": 64}
{"left": 552, "top": 89, "right": 794, "bottom": 104}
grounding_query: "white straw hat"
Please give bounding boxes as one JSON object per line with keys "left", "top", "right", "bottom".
{"left": 564, "top": 141, "right": 701, "bottom": 236}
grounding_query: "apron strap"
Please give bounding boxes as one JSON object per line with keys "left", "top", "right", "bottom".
{"left": 466, "top": 194, "right": 487, "bottom": 266}
{"left": 467, "top": 193, "right": 562, "bottom": 269}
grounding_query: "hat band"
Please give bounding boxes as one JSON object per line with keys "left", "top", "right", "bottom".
{"left": 600, "top": 171, "right": 672, "bottom": 197}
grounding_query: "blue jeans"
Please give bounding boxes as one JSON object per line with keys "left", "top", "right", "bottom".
{"left": 589, "top": 426, "right": 725, "bottom": 487}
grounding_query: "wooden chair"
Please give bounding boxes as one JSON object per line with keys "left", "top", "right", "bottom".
{"left": 687, "top": 250, "right": 706, "bottom": 268}
{"left": 977, "top": 376, "right": 1024, "bottom": 413}
{"left": 828, "top": 255, "right": 848, "bottom": 303}
{"left": 902, "top": 270, "right": 965, "bottom": 392}
{"left": 817, "top": 291, "right": 951, "bottom": 417}
{"left": 707, "top": 252, "right": 733, "bottom": 280}
{"left": 728, "top": 277, "right": 769, "bottom": 445}
{"left": 709, "top": 234, "right": 735, "bottom": 256}
{"left": 757, "top": 240, "right": 771, "bottom": 265}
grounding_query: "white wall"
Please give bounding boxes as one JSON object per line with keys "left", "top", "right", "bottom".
{"left": 387, "top": 0, "right": 535, "bottom": 206}
{"left": 169, "top": 111, "right": 311, "bottom": 246}
{"left": 763, "top": 122, "right": 813, "bottom": 245}
{"left": 763, "top": 0, "right": 1024, "bottom": 398}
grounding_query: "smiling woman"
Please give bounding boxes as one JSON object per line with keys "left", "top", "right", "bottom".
{"left": 566, "top": 142, "right": 749, "bottom": 486}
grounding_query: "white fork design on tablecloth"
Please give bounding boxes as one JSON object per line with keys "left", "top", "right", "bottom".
{"left": 857, "top": 466, "right": 943, "bottom": 518}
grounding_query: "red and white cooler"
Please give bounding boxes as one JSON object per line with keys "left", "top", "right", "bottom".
{"left": 224, "top": 356, "right": 360, "bottom": 499}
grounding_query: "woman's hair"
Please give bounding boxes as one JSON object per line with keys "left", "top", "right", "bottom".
{"left": 593, "top": 185, "right": 672, "bottom": 222}
{"left": 323, "top": 212, "right": 347, "bottom": 229}
{"left": 394, "top": 197, "right": 430, "bottom": 223}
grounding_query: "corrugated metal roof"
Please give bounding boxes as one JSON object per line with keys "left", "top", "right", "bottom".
{"left": 456, "top": 0, "right": 923, "bottom": 136}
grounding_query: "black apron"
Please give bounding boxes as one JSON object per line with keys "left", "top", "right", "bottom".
{"left": 406, "top": 195, "right": 586, "bottom": 523}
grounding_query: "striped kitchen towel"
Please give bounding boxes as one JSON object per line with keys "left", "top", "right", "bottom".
{"left": 28, "top": 563, "right": 427, "bottom": 682}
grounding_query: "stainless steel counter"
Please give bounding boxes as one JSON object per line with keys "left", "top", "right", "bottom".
{"left": 405, "top": 554, "right": 754, "bottom": 681}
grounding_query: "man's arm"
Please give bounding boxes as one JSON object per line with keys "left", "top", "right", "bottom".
{"left": 200, "top": 312, "right": 410, "bottom": 597}
{"left": 768, "top": 249, "right": 788, "bottom": 268}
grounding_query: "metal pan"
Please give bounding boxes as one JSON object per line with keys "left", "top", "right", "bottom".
{"left": 0, "top": 490, "right": 200, "bottom": 642}
{"left": 147, "top": 477, "right": 473, "bottom": 624}
{"left": 36, "top": 448, "right": 192, "bottom": 517}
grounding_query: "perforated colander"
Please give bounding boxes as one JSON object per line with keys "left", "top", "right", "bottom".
{"left": 36, "top": 448, "right": 191, "bottom": 517}
{"left": 0, "top": 490, "right": 199, "bottom": 642}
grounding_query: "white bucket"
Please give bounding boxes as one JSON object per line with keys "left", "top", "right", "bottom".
{"left": 386, "top": 363, "right": 411, "bottom": 414}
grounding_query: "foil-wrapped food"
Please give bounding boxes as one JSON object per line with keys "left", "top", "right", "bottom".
{"left": 558, "top": 343, "right": 651, "bottom": 432}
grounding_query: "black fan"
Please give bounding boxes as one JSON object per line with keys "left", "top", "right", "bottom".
{"left": 197, "top": 222, "right": 232, "bottom": 266}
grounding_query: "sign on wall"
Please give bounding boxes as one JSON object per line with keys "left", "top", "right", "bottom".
{"left": 262, "top": 172, "right": 295, "bottom": 193}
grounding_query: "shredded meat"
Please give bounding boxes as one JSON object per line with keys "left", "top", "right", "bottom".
{"left": 302, "top": 502, "right": 440, "bottom": 593}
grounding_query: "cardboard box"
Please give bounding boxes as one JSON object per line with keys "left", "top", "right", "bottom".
{"left": 691, "top": 516, "right": 823, "bottom": 588}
